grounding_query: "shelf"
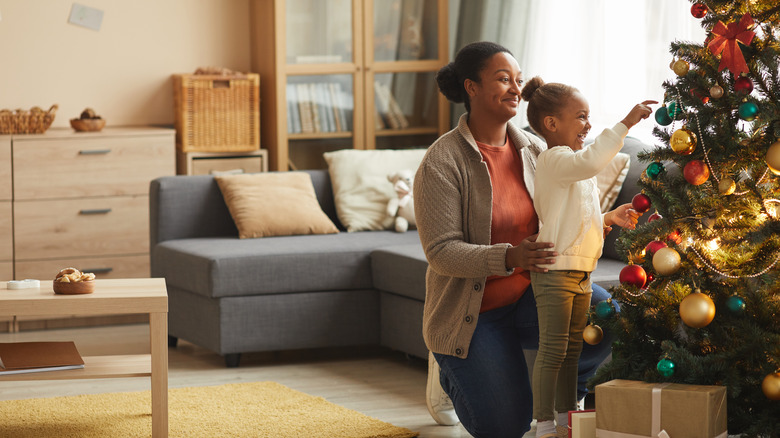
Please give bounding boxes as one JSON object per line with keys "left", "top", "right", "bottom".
{"left": 376, "top": 127, "right": 439, "bottom": 137}
{"left": 0, "top": 354, "right": 151, "bottom": 381}
{"left": 289, "top": 132, "right": 353, "bottom": 140}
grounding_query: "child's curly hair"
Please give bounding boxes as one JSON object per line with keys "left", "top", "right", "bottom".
{"left": 520, "top": 76, "right": 577, "bottom": 135}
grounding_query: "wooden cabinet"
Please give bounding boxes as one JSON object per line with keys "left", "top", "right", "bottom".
{"left": 251, "top": 0, "right": 449, "bottom": 170}
{"left": 9, "top": 127, "right": 175, "bottom": 281}
{"left": 176, "top": 149, "right": 269, "bottom": 175}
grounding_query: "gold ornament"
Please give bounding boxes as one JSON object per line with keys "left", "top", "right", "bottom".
{"left": 766, "top": 141, "right": 780, "bottom": 175}
{"left": 583, "top": 324, "right": 604, "bottom": 345}
{"left": 672, "top": 59, "right": 690, "bottom": 76}
{"left": 670, "top": 128, "right": 697, "bottom": 155}
{"left": 710, "top": 85, "right": 724, "bottom": 99}
{"left": 718, "top": 177, "right": 736, "bottom": 195}
{"left": 653, "top": 247, "right": 681, "bottom": 275}
{"left": 762, "top": 372, "right": 780, "bottom": 400}
{"left": 679, "top": 292, "right": 716, "bottom": 328}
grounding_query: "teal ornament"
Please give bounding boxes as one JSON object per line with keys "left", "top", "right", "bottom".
{"left": 646, "top": 162, "right": 665, "bottom": 180}
{"left": 657, "top": 357, "right": 676, "bottom": 377}
{"left": 595, "top": 300, "right": 616, "bottom": 319}
{"left": 738, "top": 102, "right": 759, "bottom": 121}
{"left": 726, "top": 295, "right": 746, "bottom": 315}
{"left": 655, "top": 107, "right": 672, "bottom": 126}
{"left": 667, "top": 101, "right": 683, "bottom": 119}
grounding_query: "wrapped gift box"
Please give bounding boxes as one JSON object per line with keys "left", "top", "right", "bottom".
{"left": 595, "top": 379, "right": 727, "bottom": 438}
{"left": 568, "top": 409, "right": 595, "bottom": 438}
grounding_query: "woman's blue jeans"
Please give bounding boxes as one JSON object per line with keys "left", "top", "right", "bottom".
{"left": 433, "top": 284, "right": 614, "bottom": 438}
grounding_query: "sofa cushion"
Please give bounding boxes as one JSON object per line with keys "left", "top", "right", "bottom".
{"left": 596, "top": 152, "right": 631, "bottom": 213}
{"left": 152, "top": 230, "right": 423, "bottom": 298}
{"left": 371, "top": 244, "right": 427, "bottom": 301}
{"left": 323, "top": 148, "right": 427, "bottom": 232}
{"left": 215, "top": 172, "right": 339, "bottom": 239}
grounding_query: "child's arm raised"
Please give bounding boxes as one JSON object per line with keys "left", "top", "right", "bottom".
{"left": 620, "top": 100, "right": 657, "bottom": 129}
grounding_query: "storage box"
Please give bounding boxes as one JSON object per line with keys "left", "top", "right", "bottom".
{"left": 173, "top": 73, "right": 260, "bottom": 152}
{"left": 568, "top": 409, "right": 595, "bottom": 438}
{"left": 595, "top": 379, "right": 727, "bottom": 438}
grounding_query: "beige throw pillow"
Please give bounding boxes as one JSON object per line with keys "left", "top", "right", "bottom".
{"left": 215, "top": 172, "right": 339, "bottom": 239}
{"left": 596, "top": 152, "right": 631, "bottom": 213}
{"left": 323, "top": 149, "right": 427, "bottom": 232}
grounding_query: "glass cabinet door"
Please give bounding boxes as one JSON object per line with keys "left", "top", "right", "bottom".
{"left": 286, "top": 0, "right": 353, "bottom": 64}
{"left": 372, "top": 0, "right": 439, "bottom": 62}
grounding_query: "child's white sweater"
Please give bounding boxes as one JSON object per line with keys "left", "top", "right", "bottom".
{"left": 533, "top": 123, "right": 628, "bottom": 272}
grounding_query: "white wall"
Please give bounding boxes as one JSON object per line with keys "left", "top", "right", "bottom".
{"left": 0, "top": 0, "right": 251, "bottom": 128}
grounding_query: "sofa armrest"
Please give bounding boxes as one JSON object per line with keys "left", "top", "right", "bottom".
{"left": 149, "top": 175, "right": 238, "bottom": 246}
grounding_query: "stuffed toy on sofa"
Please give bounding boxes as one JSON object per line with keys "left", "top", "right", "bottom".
{"left": 386, "top": 170, "right": 416, "bottom": 233}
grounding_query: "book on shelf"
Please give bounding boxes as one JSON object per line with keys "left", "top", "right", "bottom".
{"left": 286, "top": 83, "right": 302, "bottom": 134}
{"left": 296, "top": 83, "right": 315, "bottom": 134}
{"left": 307, "top": 83, "right": 323, "bottom": 133}
{"left": 374, "top": 81, "right": 409, "bottom": 130}
{"left": 0, "top": 341, "right": 85, "bottom": 375}
{"left": 328, "top": 82, "right": 343, "bottom": 132}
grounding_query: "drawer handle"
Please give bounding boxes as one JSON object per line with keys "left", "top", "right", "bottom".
{"left": 79, "top": 149, "right": 112, "bottom": 155}
{"left": 79, "top": 208, "right": 112, "bottom": 215}
{"left": 81, "top": 267, "right": 113, "bottom": 274}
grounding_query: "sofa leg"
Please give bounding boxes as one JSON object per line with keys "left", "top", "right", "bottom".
{"left": 168, "top": 335, "right": 178, "bottom": 348}
{"left": 225, "top": 353, "right": 242, "bottom": 368}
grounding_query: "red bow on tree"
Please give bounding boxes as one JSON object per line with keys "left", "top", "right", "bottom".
{"left": 707, "top": 13, "right": 756, "bottom": 77}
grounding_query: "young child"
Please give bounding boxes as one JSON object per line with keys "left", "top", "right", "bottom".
{"left": 520, "top": 76, "right": 655, "bottom": 438}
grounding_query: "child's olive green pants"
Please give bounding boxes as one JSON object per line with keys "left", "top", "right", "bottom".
{"left": 530, "top": 270, "right": 592, "bottom": 421}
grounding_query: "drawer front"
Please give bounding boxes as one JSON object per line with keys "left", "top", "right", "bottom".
{"left": 14, "top": 195, "right": 149, "bottom": 259}
{"left": 0, "top": 201, "right": 11, "bottom": 261}
{"left": 0, "top": 136, "right": 10, "bottom": 200}
{"left": 191, "top": 156, "right": 264, "bottom": 175}
{"left": 15, "top": 254, "right": 150, "bottom": 281}
{"left": 13, "top": 134, "right": 174, "bottom": 199}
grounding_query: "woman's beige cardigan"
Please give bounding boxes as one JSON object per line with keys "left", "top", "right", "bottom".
{"left": 414, "top": 113, "right": 546, "bottom": 359}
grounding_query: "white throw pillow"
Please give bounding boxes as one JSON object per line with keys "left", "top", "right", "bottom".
{"left": 596, "top": 152, "right": 631, "bottom": 213}
{"left": 324, "top": 149, "right": 427, "bottom": 232}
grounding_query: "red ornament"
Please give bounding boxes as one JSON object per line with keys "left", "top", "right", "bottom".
{"left": 645, "top": 240, "right": 668, "bottom": 256}
{"left": 691, "top": 2, "right": 708, "bottom": 18}
{"left": 644, "top": 272, "right": 655, "bottom": 287}
{"left": 734, "top": 76, "right": 753, "bottom": 95}
{"left": 684, "top": 160, "right": 710, "bottom": 185}
{"left": 632, "top": 193, "right": 652, "bottom": 213}
{"left": 707, "top": 13, "right": 756, "bottom": 77}
{"left": 667, "top": 230, "right": 683, "bottom": 245}
{"left": 648, "top": 212, "right": 663, "bottom": 222}
{"left": 620, "top": 264, "right": 647, "bottom": 289}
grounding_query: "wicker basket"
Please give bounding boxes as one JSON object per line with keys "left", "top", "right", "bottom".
{"left": 173, "top": 74, "right": 260, "bottom": 152}
{"left": 0, "top": 104, "right": 58, "bottom": 134}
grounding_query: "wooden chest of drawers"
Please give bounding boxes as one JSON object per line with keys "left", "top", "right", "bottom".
{"left": 9, "top": 127, "right": 175, "bottom": 281}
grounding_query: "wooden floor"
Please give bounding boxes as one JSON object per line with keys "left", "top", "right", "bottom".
{"left": 0, "top": 323, "right": 483, "bottom": 437}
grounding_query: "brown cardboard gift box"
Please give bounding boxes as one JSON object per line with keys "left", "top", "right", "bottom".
{"left": 594, "top": 379, "right": 727, "bottom": 438}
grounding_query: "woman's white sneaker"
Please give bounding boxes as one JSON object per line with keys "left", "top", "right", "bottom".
{"left": 426, "top": 351, "right": 460, "bottom": 426}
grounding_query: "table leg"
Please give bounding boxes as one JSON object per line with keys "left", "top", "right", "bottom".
{"left": 150, "top": 311, "right": 169, "bottom": 437}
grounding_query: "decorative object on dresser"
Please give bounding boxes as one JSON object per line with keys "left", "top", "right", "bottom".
{"left": 0, "top": 105, "right": 58, "bottom": 134}
{"left": 251, "top": 0, "right": 449, "bottom": 171}
{"left": 6, "top": 127, "right": 175, "bottom": 331}
{"left": 69, "top": 107, "right": 106, "bottom": 132}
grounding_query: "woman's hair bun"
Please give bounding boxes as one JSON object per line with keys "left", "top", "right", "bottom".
{"left": 435, "top": 62, "right": 465, "bottom": 103}
{"left": 520, "top": 76, "right": 545, "bottom": 102}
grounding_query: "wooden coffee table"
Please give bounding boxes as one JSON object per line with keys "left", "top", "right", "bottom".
{"left": 0, "top": 278, "right": 168, "bottom": 437}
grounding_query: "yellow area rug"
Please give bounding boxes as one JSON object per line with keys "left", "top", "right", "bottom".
{"left": 0, "top": 381, "right": 419, "bottom": 438}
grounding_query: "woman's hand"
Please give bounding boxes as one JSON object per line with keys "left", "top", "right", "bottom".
{"left": 605, "top": 203, "right": 642, "bottom": 230}
{"left": 506, "top": 233, "right": 558, "bottom": 273}
{"left": 620, "top": 100, "right": 657, "bottom": 129}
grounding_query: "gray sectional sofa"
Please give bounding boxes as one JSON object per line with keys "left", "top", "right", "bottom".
{"left": 149, "top": 137, "right": 650, "bottom": 367}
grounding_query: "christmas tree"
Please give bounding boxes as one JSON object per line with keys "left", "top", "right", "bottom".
{"left": 589, "top": 1, "right": 780, "bottom": 436}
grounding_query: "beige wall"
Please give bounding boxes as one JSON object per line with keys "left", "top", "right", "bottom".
{"left": 0, "top": 0, "right": 251, "bottom": 128}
